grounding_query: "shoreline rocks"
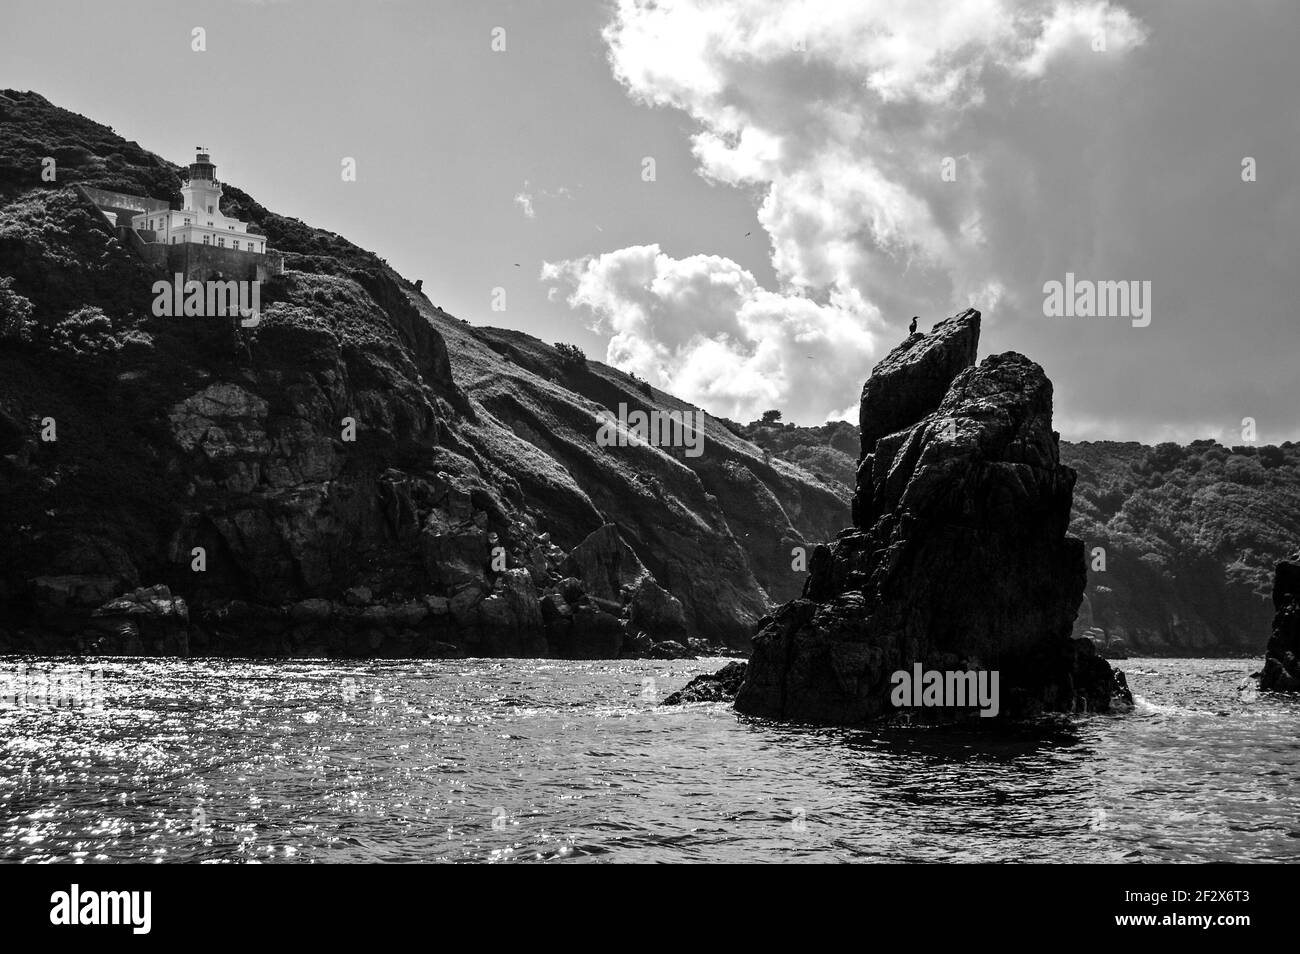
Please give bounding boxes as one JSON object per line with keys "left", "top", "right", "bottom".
{"left": 3, "top": 522, "right": 736, "bottom": 659}
{"left": 662, "top": 660, "right": 749, "bottom": 705}
{"left": 88, "top": 584, "right": 189, "bottom": 655}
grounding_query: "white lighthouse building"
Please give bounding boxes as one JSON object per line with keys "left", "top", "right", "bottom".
{"left": 130, "top": 149, "right": 267, "bottom": 254}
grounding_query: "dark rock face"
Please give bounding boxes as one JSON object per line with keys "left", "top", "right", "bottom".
{"left": 563, "top": 525, "right": 689, "bottom": 643}
{"left": 662, "top": 661, "right": 749, "bottom": 705}
{"left": 1260, "top": 557, "right": 1300, "bottom": 691}
{"left": 737, "top": 309, "right": 1132, "bottom": 724}
{"left": 852, "top": 308, "right": 979, "bottom": 523}
{"left": 0, "top": 91, "right": 852, "bottom": 658}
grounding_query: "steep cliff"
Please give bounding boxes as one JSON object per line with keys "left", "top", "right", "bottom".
{"left": 0, "top": 90, "right": 847, "bottom": 657}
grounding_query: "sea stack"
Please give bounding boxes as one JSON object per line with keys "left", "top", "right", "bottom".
{"left": 1259, "top": 555, "right": 1300, "bottom": 691}
{"left": 735, "top": 308, "right": 1132, "bottom": 724}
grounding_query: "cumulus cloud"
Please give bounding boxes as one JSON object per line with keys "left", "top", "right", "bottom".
{"left": 545, "top": 0, "right": 1155, "bottom": 425}
{"left": 1018, "top": 0, "right": 1148, "bottom": 76}
{"left": 542, "top": 245, "right": 878, "bottom": 423}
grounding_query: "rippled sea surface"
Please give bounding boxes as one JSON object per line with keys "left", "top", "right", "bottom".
{"left": 0, "top": 656, "right": 1295, "bottom": 863}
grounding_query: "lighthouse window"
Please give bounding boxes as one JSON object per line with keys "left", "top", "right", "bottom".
{"left": 207, "top": 206, "right": 213, "bottom": 214}
{"left": 203, "top": 235, "right": 210, "bottom": 245}
{"left": 218, "top": 237, "right": 225, "bottom": 247}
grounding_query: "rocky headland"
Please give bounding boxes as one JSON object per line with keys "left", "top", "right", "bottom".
{"left": 0, "top": 90, "right": 845, "bottom": 658}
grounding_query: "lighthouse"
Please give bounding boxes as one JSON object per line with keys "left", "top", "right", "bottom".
{"left": 127, "top": 148, "right": 266, "bottom": 254}
{"left": 80, "top": 146, "right": 283, "bottom": 284}
{"left": 181, "top": 149, "right": 222, "bottom": 219}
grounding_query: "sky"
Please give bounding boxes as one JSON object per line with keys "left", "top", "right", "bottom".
{"left": 1, "top": 0, "right": 1296, "bottom": 444}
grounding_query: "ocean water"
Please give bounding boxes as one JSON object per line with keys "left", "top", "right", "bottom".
{"left": 0, "top": 656, "right": 1295, "bottom": 864}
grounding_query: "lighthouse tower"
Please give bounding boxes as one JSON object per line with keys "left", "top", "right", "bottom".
{"left": 181, "top": 149, "right": 222, "bottom": 217}
{"left": 128, "top": 149, "right": 267, "bottom": 255}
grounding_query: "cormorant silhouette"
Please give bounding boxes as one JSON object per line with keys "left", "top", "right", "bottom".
{"left": 909, "top": 316, "right": 918, "bottom": 334}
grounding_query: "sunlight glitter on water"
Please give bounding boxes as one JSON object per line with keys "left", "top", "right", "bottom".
{"left": 0, "top": 656, "right": 1294, "bottom": 863}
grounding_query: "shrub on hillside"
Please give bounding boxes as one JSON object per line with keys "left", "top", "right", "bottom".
{"left": 554, "top": 342, "right": 586, "bottom": 372}
{"left": 44, "top": 306, "right": 149, "bottom": 358}
{"left": 47, "top": 306, "right": 122, "bottom": 356}
{"left": 0, "top": 276, "right": 34, "bottom": 342}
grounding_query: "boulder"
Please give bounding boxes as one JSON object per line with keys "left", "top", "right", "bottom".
{"left": 663, "top": 661, "right": 749, "bottom": 705}
{"left": 89, "top": 584, "right": 190, "bottom": 655}
{"left": 736, "top": 310, "right": 1131, "bottom": 725}
{"left": 558, "top": 577, "right": 585, "bottom": 605}
{"left": 1259, "top": 556, "right": 1300, "bottom": 691}
{"left": 649, "top": 639, "right": 694, "bottom": 659}
{"left": 563, "top": 524, "right": 646, "bottom": 603}
{"left": 628, "top": 576, "right": 690, "bottom": 643}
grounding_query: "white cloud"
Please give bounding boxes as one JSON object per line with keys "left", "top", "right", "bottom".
{"left": 515, "top": 182, "right": 573, "bottom": 221}
{"left": 542, "top": 244, "right": 879, "bottom": 423}
{"left": 546, "top": 0, "right": 1150, "bottom": 424}
{"left": 1018, "top": 1, "right": 1148, "bottom": 76}
{"left": 514, "top": 188, "right": 536, "bottom": 219}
